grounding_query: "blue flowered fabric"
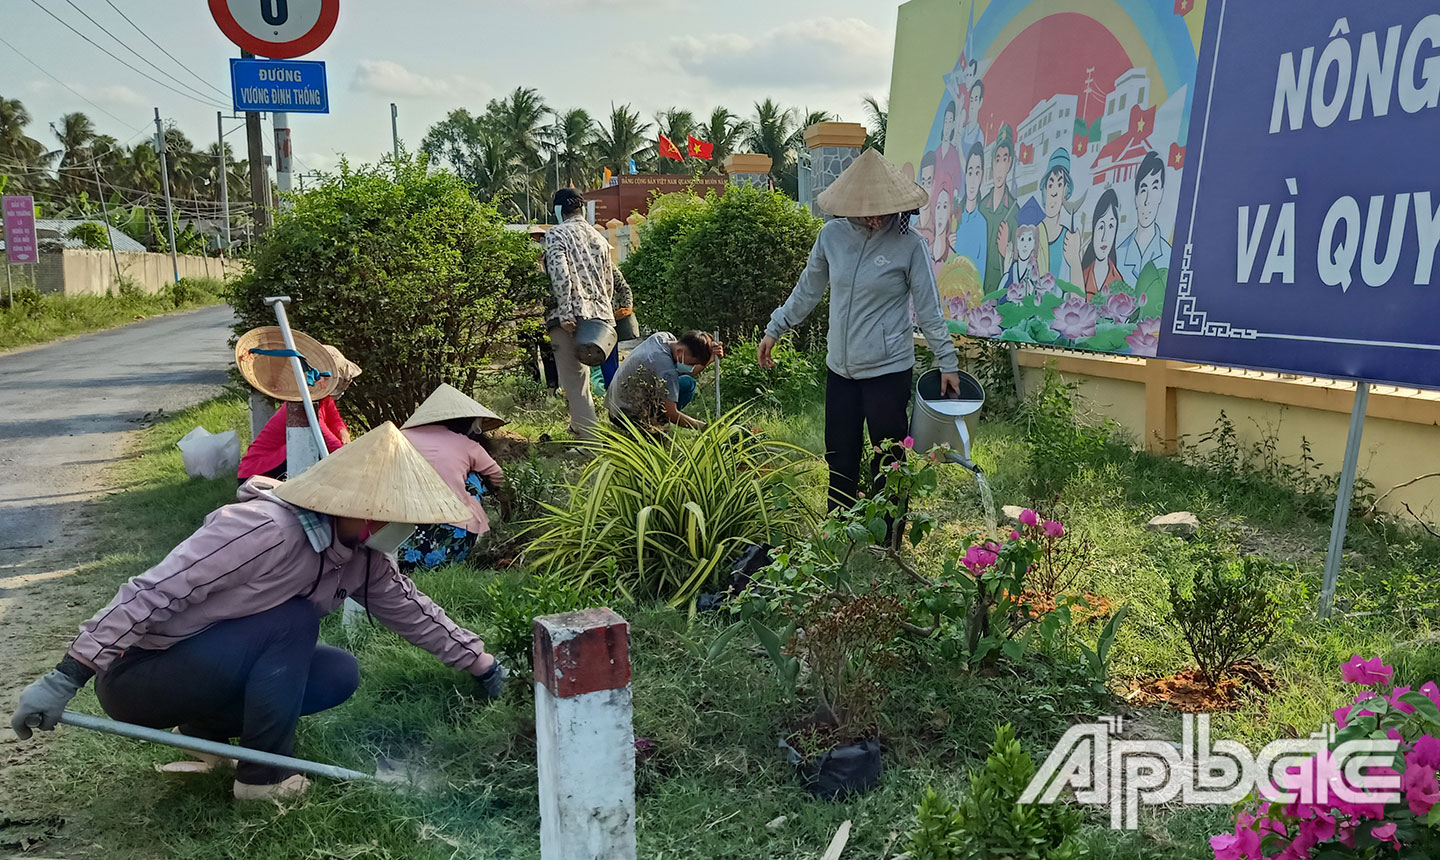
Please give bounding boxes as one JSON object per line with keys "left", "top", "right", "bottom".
{"left": 396, "top": 471, "right": 487, "bottom": 572}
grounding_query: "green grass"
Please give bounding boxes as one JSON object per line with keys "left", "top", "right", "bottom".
{"left": 7, "top": 375, "right": 1440, "bottom": 859}
{"left": 0, "top": 276, "right": 226, "bottom": 351}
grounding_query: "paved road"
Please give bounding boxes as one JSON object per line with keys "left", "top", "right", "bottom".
{"left": 0, "top": 306, "right": 234, "bottom": 572}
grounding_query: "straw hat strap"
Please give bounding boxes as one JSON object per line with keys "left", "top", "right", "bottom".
{"left": 247, "top": 348, "right": 335, "bottom": 388}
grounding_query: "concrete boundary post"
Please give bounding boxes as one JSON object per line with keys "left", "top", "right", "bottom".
{"left": 533, "top": 608, "right": 635, "bottom": 860}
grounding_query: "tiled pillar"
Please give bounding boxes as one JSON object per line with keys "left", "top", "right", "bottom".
{"left": 803, "top": 122, "right": 867, "bottom": 217}
{"left": 723, "top": 153, "right": 773, "bottom": 190}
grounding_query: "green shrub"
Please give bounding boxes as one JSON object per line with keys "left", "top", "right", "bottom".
{"left": 66, "top": 222, "right": 110, "bottom": 249}
{"left": 168, "top": 276, "right": 222, "bottom": 308}
{"left": 115, "top": 275, "right": 145, "bottom": 300}
{"left": 1, "top": 286, "right": 41, "bottom": 310}
{"left": 623, "top": 186, "right": 823, "bottom": 348}
{"left": 476, "top": 570, "right": 609, "bottom": 670}
{"left": 902, "top": 725, "right": 1085, "bottom": 860}
{"left": 1022, "top": 364, "right": 1113, "bottom": 500}
{"left": 718, "top": 337, "right": 825, "bottom": 413}
{"left": 1168, "top": 555, "right": 1281, "bottom": 682}
{"left": 523, "top": 412, "right": 819, "bottom": 608}
{"left": 229, "top": 154, "right": 548, "bottom": 429}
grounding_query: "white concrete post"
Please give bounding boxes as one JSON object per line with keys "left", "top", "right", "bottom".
{"left": 533, "top": 608, "right": 635, "bottom": 860}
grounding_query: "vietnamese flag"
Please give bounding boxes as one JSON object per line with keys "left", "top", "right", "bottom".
{"left": 1169, "top": 142, "right": 1186, "bottom": 170}
{"left": 1018, "top": 142, "right": 1034, "bottom": 165}
{"left": 1128, "top": 104, "right": 1157, "bottom": 138}
{"left": 687, "top": 135, "right": 714, "bottom": 160}
{"left": 658, "top": 134, "right": 683, "bottom": 161}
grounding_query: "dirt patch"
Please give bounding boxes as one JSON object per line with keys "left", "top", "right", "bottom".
{"left": 1124, "top": 660, "right": 1276, "bottom": 712}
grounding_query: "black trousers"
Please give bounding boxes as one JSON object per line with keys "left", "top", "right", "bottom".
{"left": 95, "top": 599, "right": 359, "bottom": 785}
{"left": 824, "top": 368, "right": 913, "bottom": 513}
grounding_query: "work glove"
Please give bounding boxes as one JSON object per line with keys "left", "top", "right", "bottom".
{"left": 476, "top": 659, "right": 508, "bottom": 702}
{"left": 10, "top": 669, "right": 83, "bottom": 740}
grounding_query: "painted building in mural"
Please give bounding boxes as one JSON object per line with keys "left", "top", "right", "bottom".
{"left": 887, "top": 0, "right": 1206, "bottom": 357}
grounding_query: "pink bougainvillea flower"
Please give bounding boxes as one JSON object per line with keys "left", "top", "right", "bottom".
{"left": 962, "top": 544, "right": 998, "bottom": 574}
{"left": 1371, "top": 822, "right": 1399, "bottom": 845}
{"left": 1404, "top": 761, "right": 1440, "bottom": 816}
{"left": 1050, "top": 293, "right": 1100, "bottom": 340}
{"left": 965, "top": 300, "right": 1004, "bottom": 338}
{"left": 1210, "top": 823, "right": 1260, "bottom": 860}
{"left": 902, "top": 436, "right": 915, "bottom": 449}
{"left": 1043, "top": 520, "right": 1064, "bottom": 538}
{"left": 1019, "top": 508, "right": 1040, "bottom": 526}
{"left": 1010, "top": 529, "right": 1022, "bottom": 541}
{"left": 1412, "top": 734, "right": 1440, "bottom": 769}
{"left": 1421, "top": 681, "right": 1440, "bottom": 710}
{"left": 1341, "top": 655, "right": 1394, "bottom": 686}
{"left": 1126, "top": 316, "right": 1161, "bottom": 356}
{"left": 1390, "top": 685, "right": 1416, "bottom": 713}
{"left": 1100, "top": 290, "right": 1140, "bottom": 322}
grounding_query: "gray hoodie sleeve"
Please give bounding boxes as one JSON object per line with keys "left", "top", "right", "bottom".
{"left": 765, "top": 232, "right": 830, "bottom": 340}
{"left": 908, "top": 235, "right": 961, "bottom": 374}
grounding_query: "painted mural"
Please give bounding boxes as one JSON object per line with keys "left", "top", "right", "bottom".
{"left": 895, "top": 0, "right": 1205, "bottom": 356}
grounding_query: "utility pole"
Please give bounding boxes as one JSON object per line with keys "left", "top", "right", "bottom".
{"left": 90, "top": 156, "right": 121, "bottom": 280}
{"left": 390, "top": 103, "right": 400, "bottom": 167}
{"left": 274, "top": 111, "right": 292, "bottom": 210}
{"left": 243, "top": 51, "right": 271, "bottom": 237}
{"left": 153, "top": 108, "right": 180, "bottom": 284}
{"left": 216, "top": 112, "right": 231, "bottom": 253}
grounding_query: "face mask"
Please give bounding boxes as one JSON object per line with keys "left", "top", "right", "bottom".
{"left": 554, "top": 205, "right": 564, "bottom": 223}
{"left": 358, "top": 521, "right": 375, "bottom": 543}
{"left": 676, "top": 362, "right": 696, "bottom": 375}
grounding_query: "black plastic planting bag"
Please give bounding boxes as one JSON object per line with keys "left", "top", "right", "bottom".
{"left": 696, "top": 543, "right": 774, "bottom": 611}
{"left": 781, "top": 738, "right": 883, "bottom": 800}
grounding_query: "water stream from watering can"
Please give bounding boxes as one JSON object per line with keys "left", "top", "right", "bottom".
{"left": 975, "top": 471, "right": 998, "bottom": 537}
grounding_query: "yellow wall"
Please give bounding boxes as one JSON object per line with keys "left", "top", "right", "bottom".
{"left": 886, "top": 0, "right": 970, "bottom": 169}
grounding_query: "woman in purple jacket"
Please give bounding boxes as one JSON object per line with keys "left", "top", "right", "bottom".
{"left": 9, "top": 423, "right": 505, "bottom": 801}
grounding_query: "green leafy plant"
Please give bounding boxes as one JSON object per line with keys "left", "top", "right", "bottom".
{"left": 65, "top": 221, "right": 110, "bottom": 249}
{"left": 622, "top": 185, "right": 823, "bottom": 348}
{"left": 903, "top": 787, "right": 966, "bottom": 859}
{"left": 230, "top": 154, "right": 548, "bottom": 428}
{"left": 788, "top": 592, "right": 905, "bottom": 745}
{"left": 717, "top": 336, "right": 824, "bottom": 413}
{"left": 944, "top": 724, "right": 1087, "bottom": 860}
{"left": 1168, "top": 555, "right": 1281, "bottom": 683}
{"left": 1022, "top": 364, "right": 1113, "bottom": 499}
{"left": 476, "top": 571, "right": 608, "bottom": 670}
{"left": 523, "top": 412, "right": 819, "bottom": 608}
{"left": 167, "top": 276, "right": 222, "bottom": 308}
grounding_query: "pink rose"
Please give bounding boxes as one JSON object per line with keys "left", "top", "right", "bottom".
{"left": 965, "top": 300, "right": 1003, "bottom": 338}
{"left": 1019, "top": 508, "right": 1039, "bottom": 526}
{"left": 1043, "top": 520, "right": 1064, "bottom": 538}
{"left": 1341, "top": 655, "right": 1394, "bottom": 686}
{"left": 1100, "top": 290, "right": 1140, "bottom": 322}
{"left": 902, "top": 436, "right": 915, "bottom": 449}
{"left": 1050, "top": 293, "right": 1099, "bottom": 340}
{"left": 1126, "top": 317, "right": 1161, "bottom": 356}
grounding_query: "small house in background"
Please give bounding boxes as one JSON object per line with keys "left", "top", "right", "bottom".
{"left": 582, "top": 174, "right": 728, "bottom": 224}
{"left": 0, "top": 219, "right": 147, "bottom": 253}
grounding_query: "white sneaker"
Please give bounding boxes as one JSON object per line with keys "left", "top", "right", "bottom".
{"left": 155, "top": 752, "right": 236, "bottom": 774}
{"left": 233, "top": 774, "right": 311, "bottom": 801}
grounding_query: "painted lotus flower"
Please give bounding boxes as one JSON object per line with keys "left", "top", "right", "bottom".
{"left": 947, "top": 295, "right": 970, "bottom": 319}
{"left": 1100, "top": 290, "right": 1140, "bottom": 322}
{"left": 1126, "top": 316, "right": 1161, "bottom": 356}
{"left": 966, "top": 300, "right": 1003, "bottom": 338}
{"left": 1039, "top": 272, "right": 1059, "bottom": 296}
{"left": 1005, "top": 276, "right": 1031, "bottom": 304}
{"left": 1051, "top": 293, "right": 1099, "bottom": 340}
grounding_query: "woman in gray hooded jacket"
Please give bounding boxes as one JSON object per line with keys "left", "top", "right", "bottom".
{"left": 760, "top": 149, "right": 962, "bottom": 512}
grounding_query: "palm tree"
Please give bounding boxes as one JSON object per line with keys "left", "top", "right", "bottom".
{"left": 699, "top": 106, "right": 746, "bottom": 174}
{"left": 0, "top": 96, "right": 53, "bottom": 198}
{"left": 549, "top": 107, "right": 596, "bottom": 192}
{"left": 746, "top": 99, "right": 797, "bottom": 190}
{"left": 862, "top": 96, "right": 888, "bottom": 152}
{"left": 121, "top": 141, "right": 161, "bottom": 195}
{"left": 52, "top": 111, "right": 96, "bottom": 201}
{"left": 486, "top": 86, "right": 550, "bottom": 169}
{"left": 421, "top": 109, "right": 521, "bottom": 215}
{"left": 592, "top": 104, "right": 651, "bottom": 177}
{"left": 653, "top": 108, "right": 696, "bottom": 174}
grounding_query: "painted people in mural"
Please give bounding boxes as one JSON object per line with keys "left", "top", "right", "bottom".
{"left": 900, "top": 0, "right": 1202, "bottom": 355}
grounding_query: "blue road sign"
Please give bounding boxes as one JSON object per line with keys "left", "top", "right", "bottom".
{"left": 230, "top": 58, "right": 329, "bottom": 114}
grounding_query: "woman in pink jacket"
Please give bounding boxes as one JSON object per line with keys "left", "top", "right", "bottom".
{"left": 397, "top": 384, "right": 509, "bottom": 572}
{"left": 8, "top": 423, "right": 506, "bottom": 802}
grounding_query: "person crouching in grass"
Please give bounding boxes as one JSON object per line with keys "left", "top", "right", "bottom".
{"left": 606, "top": 330, "right": 724, "bottom": 434}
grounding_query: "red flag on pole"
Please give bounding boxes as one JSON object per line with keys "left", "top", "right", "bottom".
{"left": 658, "top": 134, "right": 683, "bottom": 161}
{"left": 687, "top": 135, "right": 714, "bottom": 160}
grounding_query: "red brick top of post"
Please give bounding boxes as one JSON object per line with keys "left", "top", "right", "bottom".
{"left": 532, "top": 608, "right": 632, "bottom": 699}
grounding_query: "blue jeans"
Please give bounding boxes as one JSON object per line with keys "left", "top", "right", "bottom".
{"left": 601, "top": 347, "right": 619, "bottom": 388}
{"left": 678, "top": 374, "right": 696, "bottom": 409}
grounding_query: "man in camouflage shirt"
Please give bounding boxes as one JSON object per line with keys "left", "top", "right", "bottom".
{"left": 543, "top": 188, "right": 634, "bottom": 439}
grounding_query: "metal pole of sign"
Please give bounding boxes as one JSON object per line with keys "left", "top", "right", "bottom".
{"left": 6, "top": 263, "right": 11, "bottom": 306}
{"left": 154, "top": 108, "right": 180, "bottom": 284}
{"left": 713, "top": 329, "right": 722, "bottom": 416}
{"left": 390, "top": 103, "right": 400, "bottom": 168}
{"left": 1318, "top": 381, "right": 1371, "bottom": 619}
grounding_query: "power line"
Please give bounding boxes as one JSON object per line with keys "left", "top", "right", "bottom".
{"left": 57, "top": 0, "right": 229, "bottom": 107}
{"left": 27, "top": 0, "right": 228, "bottom": 110}
{"left": 0, "top": 33, "right": 146, "bottom": 134}
{"left": 103, "top": 0, "right": 231, "bottom": 101}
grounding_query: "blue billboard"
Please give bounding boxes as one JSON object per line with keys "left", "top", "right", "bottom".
{"left": 230, "top": 58, "right": 329, "bottom": 114}
{"left": 1160, "top": 2, "right": 1440, "bottom": 389}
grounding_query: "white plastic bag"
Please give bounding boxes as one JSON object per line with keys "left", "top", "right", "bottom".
{"left": 177, "top": 426, "right": 242, "bottom": 480}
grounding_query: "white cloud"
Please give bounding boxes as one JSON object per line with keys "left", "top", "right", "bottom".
{"left": 26, "top": 80, "right": 145, "bottom": 109}
{"left": 669, "top": 17, "right": 891, "bottom": 91}
{"left": 350, "top": 60, "right": 485, "bottom": 99}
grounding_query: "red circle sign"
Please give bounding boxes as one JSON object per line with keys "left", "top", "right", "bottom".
{"left": 209, "top": 0, "right": 339, "bottom": 59}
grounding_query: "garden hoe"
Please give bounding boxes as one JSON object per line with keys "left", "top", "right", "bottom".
{"left": 55, "top": 711, "right": 424, "bottom": 789}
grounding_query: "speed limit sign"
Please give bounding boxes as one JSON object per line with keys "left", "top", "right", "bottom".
{"left": 209, "top": 0, "right": 339, "bottom": 59}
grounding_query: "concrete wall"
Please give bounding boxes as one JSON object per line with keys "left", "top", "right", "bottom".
{"left": 34, "top": 249, "right": 240, "bottom": 296}
{"left": 1014, "top": 358, "right": 1440, "bottom": 523}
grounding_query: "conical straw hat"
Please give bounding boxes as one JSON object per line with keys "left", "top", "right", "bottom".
{"left": 817, "top": 148, "right": 929, "bottom": 218}
{"left": 272, "top": 422, "right": 470, "bottom": 524}
{"left": 323, "top": 345, "right": 362, "bottom": 384}
{"left": 235, "top": 326, "right": 342, "bottom": 402}
{"left": 401, "top": 383, "right": 507, "bottom": 432}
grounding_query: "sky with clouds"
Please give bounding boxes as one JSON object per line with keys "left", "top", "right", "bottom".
{"left": 2, "top": 0, "right": 903, "bottom": 174}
